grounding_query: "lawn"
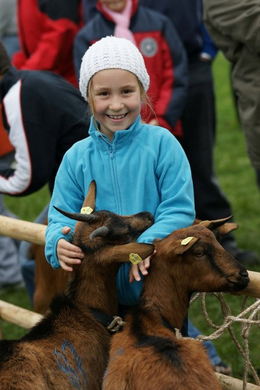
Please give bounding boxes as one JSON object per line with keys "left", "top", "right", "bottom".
{"left": 1, "top": 52, "right": 260, "bottom": 382}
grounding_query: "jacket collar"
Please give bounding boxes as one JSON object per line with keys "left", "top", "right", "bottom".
{"left": 89, "top": 114, "right": 141, "bottom": 150}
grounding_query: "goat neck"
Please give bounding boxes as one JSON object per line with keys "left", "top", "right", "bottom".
{"left": 140, "top": 245, "right": 189, "bottom": 330}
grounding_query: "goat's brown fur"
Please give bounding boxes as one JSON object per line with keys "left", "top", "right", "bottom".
{"left": 103, "top": 217, "right": 249, "bottom": 390}
{"left": 0, "top": 181, "right": 154, "bottom": 390}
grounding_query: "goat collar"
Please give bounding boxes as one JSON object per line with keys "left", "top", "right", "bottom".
{"left": 90, "top": 308, "right": 125, "bottom": 333}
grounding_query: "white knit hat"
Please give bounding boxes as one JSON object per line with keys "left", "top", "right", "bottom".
{"left": 79, "top": 36, "right": 150, "bottom": 101}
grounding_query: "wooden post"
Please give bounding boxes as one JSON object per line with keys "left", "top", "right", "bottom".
{"left": 0, "top": 300, "right": 43, "bottom": 338}
{"left": 0, "top": 216, "right": 46, "bottom": 245}
{"left": 216, "top": 373, "right": 260, "bottom": 389}
{"left": 239, "top": 271, "right": 260, "bottom": 299}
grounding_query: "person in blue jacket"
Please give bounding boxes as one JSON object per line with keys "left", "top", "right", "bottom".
{"left": 45, "top": 36, "right": 195, "bottom": 308}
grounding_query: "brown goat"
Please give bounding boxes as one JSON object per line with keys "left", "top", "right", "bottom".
{"left": 103, "top": 217, "right": 250, "bottom": 390}
{"left": 0, "top": 181, "right": 154, "bottom": 390}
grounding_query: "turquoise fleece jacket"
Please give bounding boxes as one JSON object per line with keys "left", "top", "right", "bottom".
{"left": 45, "top": 115, "right": 195, "bottom": 305}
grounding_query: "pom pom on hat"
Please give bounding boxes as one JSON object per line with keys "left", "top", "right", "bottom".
{"left": 79, "top": 36, "right": 150, "bottom": 101}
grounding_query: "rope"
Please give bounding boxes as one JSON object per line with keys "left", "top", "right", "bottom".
{"left": 190, "top": 293, "right": 260, "bottom": 389}
{"left": 106, "top": 316, "right": 125, "bottom": 333}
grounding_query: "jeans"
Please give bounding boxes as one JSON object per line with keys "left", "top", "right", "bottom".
{"left": 0, "top": 152, "right": 23, "bottom": 287}
{"left": 2, "top": 35, "right": 20, "bottom": 60}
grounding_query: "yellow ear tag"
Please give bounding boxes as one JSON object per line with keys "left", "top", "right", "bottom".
{"left": 80, "top": 206, "right": 93, "bottom": 214}
{"left": 181, "top": 237, "right": 194, "bottom": 246}
{"left": 129, "top": 253, "right": 143, "bottom": 265}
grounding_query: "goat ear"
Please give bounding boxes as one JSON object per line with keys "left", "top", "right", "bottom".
{"left": 217, "top": 222, "right": 238, "bottom": 235}
{"left": 107, "top": 243, "right": 154, "bottom": 263}
{"left": 82, "top": 180, "right": 96, "bottom": 210}
{"left": 174, "top": 236, "right": 200, "bottom": 255}
{"left": 199, "top": 216, "right": 234, "bottom": 230}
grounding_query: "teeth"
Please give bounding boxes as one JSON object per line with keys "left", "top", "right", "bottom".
{"left": 109, "top": 114, "right": 125, "bottom": 119}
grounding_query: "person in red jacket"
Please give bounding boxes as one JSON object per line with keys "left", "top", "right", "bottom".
{"left": 13, "top": 0, "right": 83, "bottom": 87}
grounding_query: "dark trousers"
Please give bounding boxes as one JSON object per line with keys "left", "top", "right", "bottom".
{"left": 180, "top": 58, "right": 233, "bottom": 223}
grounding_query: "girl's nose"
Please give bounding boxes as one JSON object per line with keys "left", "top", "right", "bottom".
{"left": 109, "top": 98, "right": 124, "bottom": 111}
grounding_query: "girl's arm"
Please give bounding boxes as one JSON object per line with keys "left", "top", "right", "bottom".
{"left": 45, "top": 149, "right": 85, "bottom": 269}
{"left": 137, "top": 131, "right": 195, "bottom": 244}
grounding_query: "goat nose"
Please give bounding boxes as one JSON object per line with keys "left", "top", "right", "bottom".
{"left": 239, "top": 269, "right": 249, "bottom": 278}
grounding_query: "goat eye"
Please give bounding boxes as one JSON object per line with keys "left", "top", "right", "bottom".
{"left": 194, "top": 249, "right": 204, "bottom": 258}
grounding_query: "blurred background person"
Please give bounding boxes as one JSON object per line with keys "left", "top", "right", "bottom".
{"left": 0, "top": 41, "right": 89, "bottom": 298}
{"left": 203, "top": 0, "right": 260, "bottom": 191}
{"left": 13, "top": 0, "right": 83, "bottom": 87}
{"left": 0, "top": 0, "right": 19, "bottom": 59}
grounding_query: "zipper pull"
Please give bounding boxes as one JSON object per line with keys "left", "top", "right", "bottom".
{"left": 110, "top": 148, "right": 114, "bottom": 159}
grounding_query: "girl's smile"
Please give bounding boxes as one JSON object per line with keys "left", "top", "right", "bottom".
{"left": 91, "top": 69, "right": 142, "bottom": 141}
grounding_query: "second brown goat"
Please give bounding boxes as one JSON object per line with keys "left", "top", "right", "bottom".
{"left": 103, "top": 217, "right": 249, "bottom": 390}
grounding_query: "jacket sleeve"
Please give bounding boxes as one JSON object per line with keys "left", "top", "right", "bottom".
{"left": 152, "top": 18, "right": 188, "bottom": 132}
{"left": 45, "top": 149, "right": 85, "bottom": 269}
{"left": 0, "top": 80, "right": 57, "bottom": 196}
{"left": 203, "top": 0, "right": 260, "bottom": 57}
{"left": 137, "top": 129, "right": 195, "bottom": 244}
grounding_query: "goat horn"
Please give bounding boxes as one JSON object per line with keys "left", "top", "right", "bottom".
{"left": 82, "top": 180, "right": 96, "bottom": 210}
{"left": 90, "top": 226, "right": 109, "bottom": 241}
{"left": 53, "top": 206, "right": 97, "bottom": 223}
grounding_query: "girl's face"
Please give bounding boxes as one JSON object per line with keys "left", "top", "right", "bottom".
{"left": 99, "top": 0, "right": 127, "bottom": 12}
{"left": 90, "top": 69, "right": 142, "bottom": 141}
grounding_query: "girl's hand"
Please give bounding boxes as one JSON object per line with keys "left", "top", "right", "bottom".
{"left": 129, "top": 250, "right": 156, "bottom": 283}
{"left": 57, "top": 226, "right": 84, "bottom": 272}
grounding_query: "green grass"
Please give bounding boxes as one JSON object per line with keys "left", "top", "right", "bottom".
{"left": 1, "top": 53, "right": 260, "bottom": 381}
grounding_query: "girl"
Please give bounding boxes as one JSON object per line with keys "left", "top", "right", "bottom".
{"left": 45, "top": 36, "right": 195, "bottom": 306}
{"left": 74, "top": 0, "right": 188, "bottom": 136}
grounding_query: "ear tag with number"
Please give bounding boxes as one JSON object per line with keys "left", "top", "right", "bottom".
{"left": 181, "top": 237, "right": 194, "bottom": 246}
{"left": 129, "top": 253, "right": 143, "bottom": 265}
{"left": 80, "top": 206, "right": 93, "bottom": 214}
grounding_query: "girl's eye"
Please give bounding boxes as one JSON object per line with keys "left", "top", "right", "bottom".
{"left": 123, "top": 89, "right": 132, "bottom": 94}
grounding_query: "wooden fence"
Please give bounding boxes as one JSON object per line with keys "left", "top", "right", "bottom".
{"left": 0, "top": 215, "right": 259, "bottom": 389}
